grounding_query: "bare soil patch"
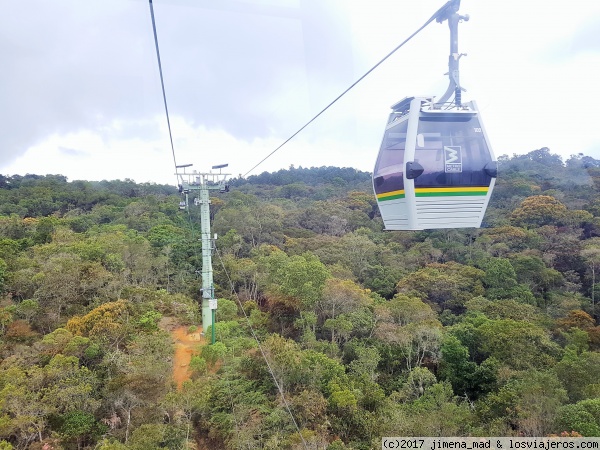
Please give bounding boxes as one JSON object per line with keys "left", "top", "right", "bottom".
{"left": 161, "top": 318, "right": 205, "bottom": 390}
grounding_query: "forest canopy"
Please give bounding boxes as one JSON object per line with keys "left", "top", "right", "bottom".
{"left": 2, "top": 149, "right": 600, "bottom": 449}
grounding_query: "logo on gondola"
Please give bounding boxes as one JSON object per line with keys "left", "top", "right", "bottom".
{"left": 444, "top": 146, "right": 462, "bottom": 173}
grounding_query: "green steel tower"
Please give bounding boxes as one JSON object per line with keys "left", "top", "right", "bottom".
{"left": 176, "top": 164, "right": 230, "bottom": 344}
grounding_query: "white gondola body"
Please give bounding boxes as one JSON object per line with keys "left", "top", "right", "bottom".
{"left": 373, "top": 97, "right": 497, "bottom": 230}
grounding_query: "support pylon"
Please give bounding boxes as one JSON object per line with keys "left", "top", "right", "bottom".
{"left": 176, "top": 164, "right": 229, "bottom": 344}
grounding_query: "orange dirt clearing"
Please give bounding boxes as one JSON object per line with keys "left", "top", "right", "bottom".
{"left": 171, "top": 325, "right": 205, "bottom": 390}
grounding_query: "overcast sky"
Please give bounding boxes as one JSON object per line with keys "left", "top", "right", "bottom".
{"left": 1, "top": 0, "right": 600, "bottom": 185}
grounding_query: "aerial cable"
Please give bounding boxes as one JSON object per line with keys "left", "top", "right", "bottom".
{"left": 215, "top": 248, "right": 309, "bottom": 450}
{"left": 148, "top": 0, "right": 179, "bottom": 173}
{"left": 242, "top": 0, "right": 459, "bottom": 179}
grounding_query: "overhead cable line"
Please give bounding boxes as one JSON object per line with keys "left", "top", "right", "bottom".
{"left": 148, "top": 0, "right": 179, "bottom": 172}
{"left": 215, "top": 248, "right": 309, "bottom": 450}
{"left": 242, "top": 0, "right": 459, "bottom": 178}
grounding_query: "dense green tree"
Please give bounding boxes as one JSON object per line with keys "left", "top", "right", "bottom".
{"left": 395, "top": 382, "right": 475, "bottom": 436}
{"left": 262, "top": 248, "right": 330, "bottom": 312}
{"left": 555, "top": 347, "right": 600, "bottom": 402}
{"left": 439, "top": 334, "right": 498, "bottom": 400}
{"left": 512, "top": 371, "right": 568, "bottom": 436}
{"left": 375, "top": 295, "right": 442, "bottom": 372}
{"left": 396, "top": 262, "right": 485, "bottom": 312}
{"left": 214, "top": 201, "right": 285, "bottom": 250}
{"left": 59, "top": 410, "right": 102, "bottom": 449}
{"left": 477, "top": 318, "right": 560, "bottom": 370}
{"left": 509, "top": 253, "right": 563, "bottom": 299}
{"left": 556, "top": 399, "right": 600, "bottom": 436}
{"left": 317, "top": 278, "right": 372, "bottom": 341}
{"left": 479, "top": 370, "right": 567, "bottom": 436}
{"left": 465, "top": 297, "right": 541, "bottom": 322}
{"left": 581, "top": 240, "right": 600, "bottom": 316}
{"left": 0, "top": 259, "right": 6, "bottom": 294}
{"left": 511, "top": 195, "right": 568, "bottom": 227}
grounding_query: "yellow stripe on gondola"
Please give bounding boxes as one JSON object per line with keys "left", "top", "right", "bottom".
{"left": 415, "top": 187, "right": 489, "bottom": 194}
{"left": 415, "top": 186, "right": 489, "bottom": 197}
{"left": 377, "top": 189, "right": 405, "bottom": 200}
{"left": 377, "top": 186, "right": 489, "bottom": 201}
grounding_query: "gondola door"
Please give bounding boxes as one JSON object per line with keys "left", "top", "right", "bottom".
{"left": 373, "top": 97, "right": 423, "bottom": 230}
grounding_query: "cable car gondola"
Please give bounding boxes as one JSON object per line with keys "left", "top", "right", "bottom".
{"left": 373, "top": 1, "right": 497, "bottom": 230}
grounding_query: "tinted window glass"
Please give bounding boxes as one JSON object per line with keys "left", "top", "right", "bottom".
{"left": 373, "top": 118, "right": 408, "bottom": 194}
{"left": 414, "top": 114, "right": 492, "bottom": 188}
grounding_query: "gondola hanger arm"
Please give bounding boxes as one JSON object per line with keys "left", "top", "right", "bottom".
{"left": 434, "top": 0, "right": 470, "bottom": 107}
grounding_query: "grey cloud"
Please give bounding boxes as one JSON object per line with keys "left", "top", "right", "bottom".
{"left": 1, "top": 0, "right": 162, "bottom": 163}
{"left": 0, "top": 0, "right": 356, "bottom": 166}
{"left": 150, "top": 0, "right": 355, "bottom": 137}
